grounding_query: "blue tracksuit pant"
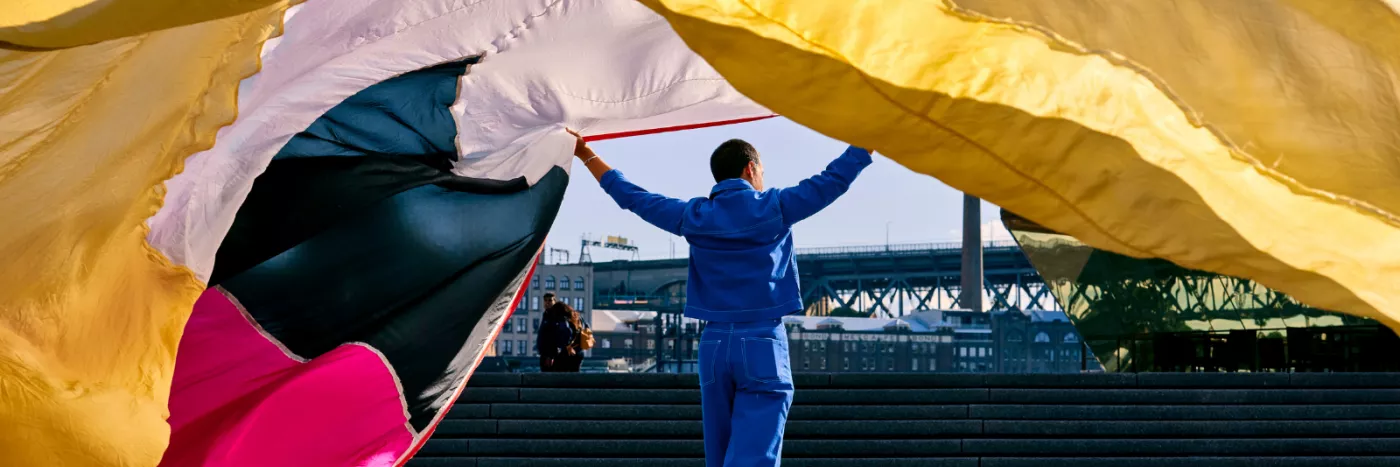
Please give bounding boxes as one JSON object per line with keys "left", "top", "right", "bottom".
{"left": 698, "top": 319, "right": 795, "bottom": 467}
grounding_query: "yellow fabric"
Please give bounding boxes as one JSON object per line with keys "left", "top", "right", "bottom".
{"left": 639, "top": 0, "right": 1400, "bottom": 330}
{"left": 0, "top": 0, "right": 284, "bottom": 48}
{"left": 0, "top": 3, "right": 288, "bottom": 466}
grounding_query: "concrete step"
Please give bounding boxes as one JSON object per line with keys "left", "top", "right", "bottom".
{"left": 430, "top": 419, "right": 1400, "bottom": 439}
{"left": 407, "top": 457, "right": 1400, "bottom": 467}
{"left": 461, "top": 387, "right": 1400, "bottom": 405}
{"left": 962, "top": 438, "right": 1400, "bottom": 456}
{"left": 432, "top": 420, "right": 983, "bottom": 438}
{"left": 970, "top": 404, "right": 1400, "bottom": 420}
{"left": 448, "top": 403, "right": 968, "bottom": 421}
{"left": 461, "top": 373, "right": 1400, "bottom": 390}
{"left": 421, "top": 437, "right": 1400, "bottom": 458}
{"left": 418, "top": 439, "right": 962, "bottom": 457}
{"left": 449, "top": 403, "right": 1400, "bottom": 421}
{"left": 458, "top": 387, "right": 995, "bottom": 405}
{"left": 407, "top": 458, "right": 979, "bottom": 467}
{"left": 983, "top": 420, "right": 1400, "bottom": 437}
{"left": 982, "top": 458, "right": 1400, "bottom": 467}
{"left": 987, "top": 389, "right": 1400, "bottom": 405}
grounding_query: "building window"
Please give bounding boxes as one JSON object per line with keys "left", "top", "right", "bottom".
{"left": 575, "top": 278, "right": 585, "bottom": 290}
{"left": 886, "top": 359, "right": 895, "bottom": 371}
{"left": 533, "top": 318, "right": 540, "bottom": 330}
{"left": 843, "top": 358, "right": 850, "bottom": 370}
{"left": 647, "top": 340, "right": 655, "bottom": 350}
{"left": 575, "top": 297, "right": 584, "bottom": 309}
{"left": 560, "top": 277, "right": 570, "bottom": 290}
{"left": 518, "top": 318, "right": 528, "bottom": 332}
{"left": 960, "top": 347, "right": 968, "bottom": 357}
{"left": 803, "top": 358, "right": 811, "bottom": 370}
{"left": 820, "top": 358, "right": 828, "bottom": 370}
{"left": 912, "top": 358, "right": 920, "bottom": 371}
{"left": 532, "top": 275, "right": 540, "bottom": 289}
{"left": 601, "top": 339, "right": 611, "bottom": 349}
{"left": 517, "top": 295, "right": 525, "bottom": 310}
{"left": 1064, "top": 333, "right": 1079, "bottom": 344}
{"left": 531, "top": 296, "right": 539, "bottom": 310}
{"left": 624, "top": 339, "right": 634, "bottom": 349}
{"left": 978, "top": 348, "right": 986, "bottom": 358}
{"left": 1035, "top": 332, "right": 1050, "bottom": 343}
{"left": 930, "top": 358, "right": 937, "bottom": 371}
{"left": 503, "top": 340, "right": 514, "bottom": 355}
{"left": 518, "top": 340, "right": 526, "bottom": 355}
{"left": 545, "top": 276, "right": 555, "bottom": 289}
{"left": 504, "top": 320, "right": 514, "bottom": 333}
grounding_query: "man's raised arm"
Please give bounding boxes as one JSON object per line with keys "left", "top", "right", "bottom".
{"left": 570, "top": 130, "right": 686, "bottom": 236}
{"left": 778, "top": 145, "right": 873, "bottom": 225}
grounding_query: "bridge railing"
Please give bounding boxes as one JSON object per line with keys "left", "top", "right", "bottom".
{"left": 794, "top": 240, "right": 1020, "bottom": 258}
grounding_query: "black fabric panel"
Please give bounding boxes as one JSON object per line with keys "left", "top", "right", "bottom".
{"left": 276, "top": 57, "right": 479, "bottom": 168}
{"left": 209, "top": 56, "right": 519, "bottom": 285}
{"left": 221, "top": 167, "right": 566, "bottom": 430}
{"left": 209, "top": 156, "right": 527, "bottom": 285}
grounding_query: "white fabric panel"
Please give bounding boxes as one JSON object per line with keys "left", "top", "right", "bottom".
{"left": 452, "top": 0, "right": 770, "bottom": 183}
{"left": 147, "top": 0, "right": 767, "bottom": 282}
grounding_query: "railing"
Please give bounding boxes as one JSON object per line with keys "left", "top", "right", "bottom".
{"left": 794, "top": 240, "right": 1020, "bottom": 258}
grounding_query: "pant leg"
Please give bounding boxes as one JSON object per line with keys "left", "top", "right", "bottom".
{"left": 726, "top": 327, "right": 794, "bottom": 467}
{"left": 699, "top": 331, "right": 735, "bottom": 467}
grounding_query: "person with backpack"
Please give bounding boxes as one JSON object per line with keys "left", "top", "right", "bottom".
{"left": 555, "top": 302, "right": 594, "bottom": 372}
{"left": 537, "top": 302, "right": 575, "bottom": 372}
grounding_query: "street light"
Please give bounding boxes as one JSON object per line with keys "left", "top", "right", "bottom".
{"left": 885, "top": 221, "right": 892, "bottom": 249}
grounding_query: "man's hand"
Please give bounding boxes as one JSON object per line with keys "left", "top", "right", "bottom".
{"left": 566, "top": 128, "right": 594, "bottom": 160}
{"left": 567, "top": 127, "right": 613, "bottom": 182}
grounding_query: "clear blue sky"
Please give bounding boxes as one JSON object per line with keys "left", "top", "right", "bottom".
{"left": 547, "top": 118, "right": 1011, "bottom": 261}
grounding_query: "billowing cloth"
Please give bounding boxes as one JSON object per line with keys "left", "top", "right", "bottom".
{"left": 0, "top": 1, "right": 766, "bottom": 466}
{"left": 0, "top": 4, "right": 291, "bottom": 466}
{"left": 0, "top": 0, "right": 286, "bottom": 48}
{"left": 640, "top": 0, "right": 1400, "bottom": 331}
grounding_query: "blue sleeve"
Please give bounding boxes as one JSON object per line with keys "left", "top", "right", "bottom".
{"left": 778, "top": 146, "right": 873, "bottom": 225}
{"left": 600, "top": 169, "right": 686, "bottom": 236}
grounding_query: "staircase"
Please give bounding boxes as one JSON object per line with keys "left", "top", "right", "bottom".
{"left": 407, "top": 372, "right": 1400, "bottom": 466}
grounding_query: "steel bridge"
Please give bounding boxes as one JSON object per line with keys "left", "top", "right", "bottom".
{"left": 591, "top": 240, "right": 1056, "bottom": 317}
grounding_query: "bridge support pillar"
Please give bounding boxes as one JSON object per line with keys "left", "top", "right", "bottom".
{"left": 960, "top": 194, "right": 984, "bottom": 312}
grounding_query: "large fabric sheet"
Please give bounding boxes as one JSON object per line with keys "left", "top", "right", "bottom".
{"left": 640, "top": 0, "right": 1400, "bottom": 331}
{"left": 0, "top": 1, "right": 767, "bottom": 466}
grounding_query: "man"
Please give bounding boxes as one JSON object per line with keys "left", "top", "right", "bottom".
{"left": 569, "top": 130, "right": 871, "bottom": 466}
{"left": 543, "top": 292, "right": 557, "bottom": 310}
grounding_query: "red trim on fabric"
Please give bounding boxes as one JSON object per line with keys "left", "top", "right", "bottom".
{"left": 582, "top": 115, "right": 777, "bottom": 142}
{"left": 394, "top": 247, "right": 542, "bottom": 466}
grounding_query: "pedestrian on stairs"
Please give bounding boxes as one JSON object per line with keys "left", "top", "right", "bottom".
{"left": 569, "top": 129, "right": 872, "bottom": 467}
{"left": 537, "top": 301, "right": 575, "bottom": 373}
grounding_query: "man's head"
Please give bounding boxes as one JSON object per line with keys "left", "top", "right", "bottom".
{"left": 543, "top": 293, "right": 556, "bottom": 308}
{"left": 710, "top": 139, "right": 764, "bottom": 191}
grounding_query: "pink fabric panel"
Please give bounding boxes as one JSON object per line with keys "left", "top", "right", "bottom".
{"left": 161, "top": 289, "right": 413, "bottom": 467}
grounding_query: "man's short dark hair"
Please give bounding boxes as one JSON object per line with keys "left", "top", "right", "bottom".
{"left": 543, "top": 292, "right": 556, "bottom": 300}
{"left": 710, "top": 139, "right": 759, "bottom": 182}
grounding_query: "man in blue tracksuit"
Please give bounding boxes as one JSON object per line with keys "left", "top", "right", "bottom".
{"left": 569, "top": 130, "right": 872, "bottom": 466}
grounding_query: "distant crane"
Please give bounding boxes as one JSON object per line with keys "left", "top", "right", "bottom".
{"left": 579, "top": 234, "right": 640, "bottom": 263}
{"left": 546, "top": 247, "right": 571, "bottom": 265}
